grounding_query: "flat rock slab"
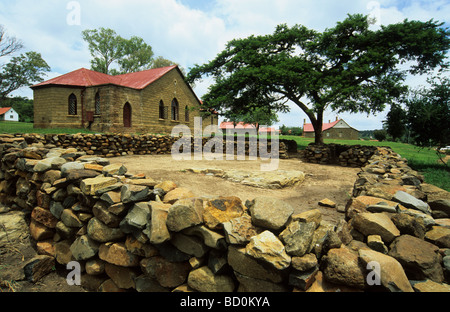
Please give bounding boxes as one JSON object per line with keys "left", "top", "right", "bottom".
{"left": 186, "top": 168, "right": 305, "bottom": 189}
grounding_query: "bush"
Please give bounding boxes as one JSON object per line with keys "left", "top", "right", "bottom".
{"left": 280, "top": 125, "right": 303, "bottom": 136}
{"left": 373, "top": 129, "right": 387, "bottom": 142}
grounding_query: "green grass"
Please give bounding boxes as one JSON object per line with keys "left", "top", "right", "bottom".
{"left": 0, "top": 121, "right": 97, "bottom": 134}
{"left": 280, "top": 135, "right": 449, "bottom": 192}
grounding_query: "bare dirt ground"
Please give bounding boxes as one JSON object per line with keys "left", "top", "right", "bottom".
{"left": 0, "top": 236, "right": 86, "bottom": 293}
{"left": 109, "top": 154, "right": 360, "bottom": 223}
{"left": 0, "top": 153, "right": 360, "bottom": 292}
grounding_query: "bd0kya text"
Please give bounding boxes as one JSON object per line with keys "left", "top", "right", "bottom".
{"left": 224, "top": 296, "right": 270, "bottom": 307}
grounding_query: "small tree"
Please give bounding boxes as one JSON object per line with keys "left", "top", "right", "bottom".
{"left": 227, "top": 105, "right": 279, "bottom": 133}
{"left": 82, "top": 27, "right": 154, "bottom": 75}
{"left": 383, "top": 104, "right": 407, "bottom": 141}
{"left": 404, "top": 75, "right": 450, "bottom": 166}
{"left": 373, "top": 129, "right": 387, "bottom": 142}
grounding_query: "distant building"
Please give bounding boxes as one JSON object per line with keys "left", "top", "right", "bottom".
{"left": 303, "top": 118, "right": 359, "bottom": 140}
{"left": 0, "top": 107, "right": 19, "bottom": 122}
{"left": 30, "top": 66, "right": 217, "bottom": 133}
{"left": 219, "top": 122, "right": 280, "bottom": 134}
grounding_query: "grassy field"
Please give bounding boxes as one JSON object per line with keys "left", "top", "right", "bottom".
{"left": 0, "top": 122, "right": 448, "bottom": 191}
{"left": 0, "top": 121, "right": 96, "bottom": 134}
{"left": 281, "top": 135, "right": 449, "bottom": 192}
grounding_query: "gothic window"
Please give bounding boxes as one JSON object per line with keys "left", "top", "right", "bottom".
{"left": 171, "top": 98, "right": 179, "bottom": 121}
{"left": 95, "top": 92, "right": 101, "bottom": 115}
{"left": 185, "top": 105, "right": 189, "bottom": 122}
{"left": 159, "top": 100, "right": 166, "bottom": 119}
{"left": 68, "top": 93, "right": 77, "bottom": 115}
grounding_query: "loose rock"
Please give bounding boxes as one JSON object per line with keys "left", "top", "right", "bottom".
{"left": 249, "top": 197, "right": 293, "bottom": 231}
{"left": 246, "top": 230, "right": 291, "bottom": 270}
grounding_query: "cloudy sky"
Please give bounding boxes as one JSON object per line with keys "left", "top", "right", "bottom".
{"left": 1, "top": 0, "right": 449, "bottom": 130}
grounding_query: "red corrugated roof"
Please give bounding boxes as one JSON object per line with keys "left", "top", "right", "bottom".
{"left": 0, "top": 107, "right": 12, "bottom": 115}
{"left": 258, "top": 127, "right": 280, "bottom": 133}
{"left": 115, "top": 66, "right": 177, "bottom": 89}
{"left": 220, "top": 122, "right": 257, "bottom": 130}
{"left": 303, "top": 120, "right": 340, "bottom": 133}
{"left": 31, "top": 65, "right": 178, "bottom": 90}
{"left": 220, "top": 122, "right": 280, "bottom": 133}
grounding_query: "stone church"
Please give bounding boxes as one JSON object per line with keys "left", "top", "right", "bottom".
{"left": 31, "top": 65, "right": 217, "bottom": 134}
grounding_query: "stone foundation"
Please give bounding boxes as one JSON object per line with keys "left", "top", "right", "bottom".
{"left": 0, "top": 137, "right": 449, "bottom": 292}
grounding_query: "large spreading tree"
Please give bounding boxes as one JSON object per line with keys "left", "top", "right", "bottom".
{"left": 186, "top": 14, "right": 450, "bottom": 144}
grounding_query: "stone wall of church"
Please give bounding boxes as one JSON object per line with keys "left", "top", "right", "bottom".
{"left": 32, "top": 69, "right": 217, "bottom": 134}
{"left": 33, "top": 86, "right": 84, "bottom": 129}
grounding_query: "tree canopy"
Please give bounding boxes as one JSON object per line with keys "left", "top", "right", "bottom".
{"left": 0, "top": 25, "right": 50, "bottom": 104}
{"left": 82, "top": 27, "right": 185, "bottom": 76}
{"left": 383, "top": 103, "right": 407, "bottom": 141}
{"left": 187, "top": 14, "right": 450, "bottom": 143}
{"left": 82, "top": 27, "right": 154, "bottom": 75}
{"left": 405, "top": 75, "right": 450, "bottom": 149}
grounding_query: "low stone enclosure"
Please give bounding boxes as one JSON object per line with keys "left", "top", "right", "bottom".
{"left": 302, "top": 143, "right": 379, "bottom": 167}
{"left": 0, "top": 133, "right": 449, "bottom": 292}
{"left": 0, "top": 133, "right": 291, "bottom": 159}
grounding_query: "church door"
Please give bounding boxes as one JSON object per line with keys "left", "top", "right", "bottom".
{"left": 123, "top": 102, "right": 132, "bottom": 128}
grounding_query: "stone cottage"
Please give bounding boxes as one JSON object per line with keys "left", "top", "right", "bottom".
{"left": 31, "top": 65, "right": 217, "bottom": 134}
{"left": 303, "top": 118, "right": 359, "bottom": 140}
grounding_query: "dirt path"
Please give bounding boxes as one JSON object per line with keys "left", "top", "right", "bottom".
{"left": 109, "top": 154, "right": 360, "bottom": 223}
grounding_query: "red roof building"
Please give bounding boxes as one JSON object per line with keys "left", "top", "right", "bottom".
{"left": 303, "top": 118, "right": 359, "bottom": 140}
{"left": 219, "top": 122, "right": 280, "bottom": 134}
{"left": 31, "top": 66, "right": 177, "bottom": 90}
{"left": 31, "top": 66, "right": 216, "bottom": 133}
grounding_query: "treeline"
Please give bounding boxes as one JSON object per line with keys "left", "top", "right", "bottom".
{"left": 280, "top": 125, "right": 303, "bottom": 136}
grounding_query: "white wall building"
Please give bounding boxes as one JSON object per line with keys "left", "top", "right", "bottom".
{"left": 0, "top": 107, "right": 19, "bottom": 122}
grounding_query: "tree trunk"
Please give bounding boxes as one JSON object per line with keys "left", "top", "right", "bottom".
{"left": 313, "top": 111, "right": 324, "bottom": 145}
{"left": 314, "top": 127, "right": 324, "bottom": 144}
{"left": 291, "top": 98, "right": 324, "bottom": 144}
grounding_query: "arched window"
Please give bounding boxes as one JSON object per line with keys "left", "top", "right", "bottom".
{"left": 95, "top": 92, "right": 101, "bottom": 115}
{"left": 159, "top": 100, "right": 166, "bottom": 119}
{"left": 123, "top": 102, "right": 132, "bottom": 128}
{"left": 185, "top": 105, "right": 189, "bottom": 122}
{"left": 171, "top": 98, "right": 179, "bottom": 121}
{"left": 68, "top": 93, "right": 77, "bottom": 115}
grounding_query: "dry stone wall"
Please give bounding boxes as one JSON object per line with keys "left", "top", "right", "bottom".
{"left": 303, "top": 143, "right": 378, "bottom": 167}
{"left": 0, "top": 133, "right": 289, "bottom": 159}
{"left": 1, "top": 136, "right": 449, "bottom": 292}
